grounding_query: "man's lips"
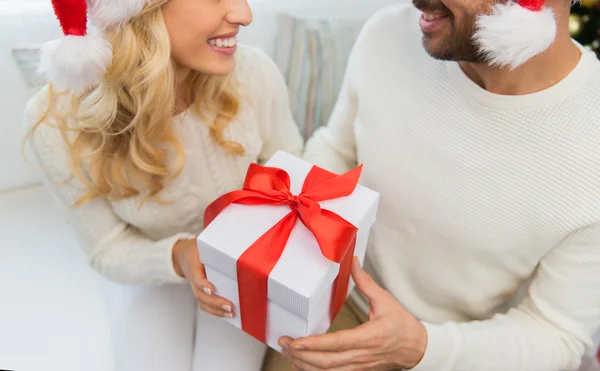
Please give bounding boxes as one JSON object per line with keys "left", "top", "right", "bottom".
{"left": 415, "top": 6, "right": 450, "bottom": 17}
{"left": 418, "top": 9, "right": 451, "bottom": 33}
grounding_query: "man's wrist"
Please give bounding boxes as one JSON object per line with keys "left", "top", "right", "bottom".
{"left": 410, "top": 326, "right": 428, "bottom": 369}
{"left": 397, "top": 321, "right": 428, "bottom": 370}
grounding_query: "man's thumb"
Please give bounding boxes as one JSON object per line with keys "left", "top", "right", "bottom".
{"left": 351, "top": 257, "right": 385, "bottom": 302}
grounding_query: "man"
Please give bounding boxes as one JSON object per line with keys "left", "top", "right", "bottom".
{"left": 262, "top": 0, "right": 600, "bottom": 370}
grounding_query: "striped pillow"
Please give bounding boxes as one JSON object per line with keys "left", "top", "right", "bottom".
{"left": 12, "top": 46, "right": 45, "bottom": 91}
{"left": 273, "top": 14, "right": 365, "bottom": 141}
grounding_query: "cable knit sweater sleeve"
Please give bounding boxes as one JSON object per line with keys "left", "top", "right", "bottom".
{"left": 25, "top": 97, "right": 193, "bottom": 286}
{"left": 412, "top": 224, "right": 600, "bottom": 371}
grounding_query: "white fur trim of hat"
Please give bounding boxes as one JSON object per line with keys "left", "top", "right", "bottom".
{"left": 39, "top": 0, "right": 150, "bottom": 93}
{"left": 474, "top": 0, "right": 558, "bottom": 70}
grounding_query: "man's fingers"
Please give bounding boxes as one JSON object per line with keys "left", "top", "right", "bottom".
{"left": 290, "top": 355, "right": 364, "bottom": 371}
{"left": 351, "top": 257, "right": 386, "bottom": 302}
{"left": 291, "top": 326, "right": 372, "bottom": 352}
{"left": 289, "top": 348, "right": 371, "bottom": 370}
{"left": 279, "top": 336, "right": 294, "bottom": 349}
{"left": 289, "top": 358, "right": 319, "bottom": 371}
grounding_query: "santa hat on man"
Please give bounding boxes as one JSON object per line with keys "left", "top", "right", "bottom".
{"left": 474, "top": 0, "right": 576, "bottom": 70}
{"left": 40, "top": 0, "right": 150, "bottom": 93}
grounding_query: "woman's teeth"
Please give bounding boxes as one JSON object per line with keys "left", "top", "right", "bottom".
{"left": 422, "top": 12, "right": 446, "bottom": 21}
{"left": 208, "top": 37, "right": 237, "bottom": 48}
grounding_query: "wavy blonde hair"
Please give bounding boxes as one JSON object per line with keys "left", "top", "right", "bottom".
{"left": 28, "top": 0, "right": 243, "bottom": 205}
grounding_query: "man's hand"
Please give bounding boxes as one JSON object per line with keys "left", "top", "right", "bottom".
{"left": 279, "top": 257, "right": 427, "bottom": 370}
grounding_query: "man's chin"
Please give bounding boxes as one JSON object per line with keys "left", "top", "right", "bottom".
{"left": 422, "top": 38, "right": 452, "bottom": 61}
{"left": 421, "top": 37, "right": 482, "bottom": 63}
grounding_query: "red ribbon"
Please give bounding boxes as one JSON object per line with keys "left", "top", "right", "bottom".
{"left": 204, "top": 163, "right": 362, "bottom": 343}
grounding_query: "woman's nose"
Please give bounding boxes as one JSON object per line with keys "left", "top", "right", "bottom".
{"left": 226, "top": 0, "right": 253, "bottom": 27}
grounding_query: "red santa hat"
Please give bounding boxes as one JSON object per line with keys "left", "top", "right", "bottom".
{"left": 40, "top": 0, "right": 150, "bottom": 93}
{"left": 474, "top": 0, "right": 558, "bottom": 70}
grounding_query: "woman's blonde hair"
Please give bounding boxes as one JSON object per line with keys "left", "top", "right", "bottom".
{"left": 28, "top": 0, "right": 243, "bottom": 205}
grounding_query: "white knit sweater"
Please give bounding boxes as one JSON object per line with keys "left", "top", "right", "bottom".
{"left": 304, "top": 5, "right": 600, "bottom": 371}
{"left": 25, "top": 45, "right": 303, "bottom": 286}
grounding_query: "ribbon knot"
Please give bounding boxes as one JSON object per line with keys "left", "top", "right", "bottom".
{"left": 286, "top": 193, "right": 299, "bottom": 210}
{"left": 204, "top": 162, "right": 364, "bottom": 343}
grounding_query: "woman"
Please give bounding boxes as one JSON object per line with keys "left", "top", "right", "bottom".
{"left": 24, "top": 0, "right": 303, "bottom": 370}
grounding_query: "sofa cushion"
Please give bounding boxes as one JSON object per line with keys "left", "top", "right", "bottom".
{"left": 272, "top": 14, "right": 365, "bottom": 141}
{"left": 12, "top": 45, "right": 45, "bottom": 91}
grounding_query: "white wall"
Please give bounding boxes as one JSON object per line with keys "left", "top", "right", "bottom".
{"left": 240, "top": 0, "right": 403, "bottom": 55}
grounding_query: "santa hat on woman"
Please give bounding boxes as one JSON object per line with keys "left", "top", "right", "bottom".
{"left": 40, "top": 0, "right": 150, "bottom": 93}
{"left": 474, "top": 0, "right": 567, "bottom": 70}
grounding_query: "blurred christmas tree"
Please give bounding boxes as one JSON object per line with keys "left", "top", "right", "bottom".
{"left": 570, "top": 0, "right": 600, "bottom": 58}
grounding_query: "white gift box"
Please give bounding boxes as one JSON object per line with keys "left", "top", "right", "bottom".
{"left": 197, "top": 151, "right": 380, "bottom": 351}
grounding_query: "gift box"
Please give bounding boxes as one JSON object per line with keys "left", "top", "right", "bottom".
{"left": 197, "top": 151, "right": 379, "bottom": 351}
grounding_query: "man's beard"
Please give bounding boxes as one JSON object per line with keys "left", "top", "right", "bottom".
{"left": 412, "top": 0, "right": 490, "bottom": 63}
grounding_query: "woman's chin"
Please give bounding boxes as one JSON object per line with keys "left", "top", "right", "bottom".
{"left": 190, "top": 60, "right": 236, "bottom": 77}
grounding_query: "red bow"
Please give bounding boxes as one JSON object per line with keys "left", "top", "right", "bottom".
{"left": 204, "top": 163, "right": 362, "bottom": 342}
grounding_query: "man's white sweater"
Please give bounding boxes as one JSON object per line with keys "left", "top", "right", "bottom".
{"left": 305, "top": 5, "right": 600, "bottom": 371}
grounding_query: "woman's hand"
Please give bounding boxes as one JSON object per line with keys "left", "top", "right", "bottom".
{"left": 173, "top": 239, "right": 235, "bottom": 318}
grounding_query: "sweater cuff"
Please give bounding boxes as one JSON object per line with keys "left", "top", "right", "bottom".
{"left": 162, "top": 232, "right": 197, "bottom": 284}
{"left": 409, "top": 322, "right": 460, "bottom": 371}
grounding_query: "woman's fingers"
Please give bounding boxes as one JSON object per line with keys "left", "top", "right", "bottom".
{"left": 179, "top": 242, "right": 234, "bottom": 318}
{"left": 195, "top": 287, "right": 235, "bottom": 317}
{"left": 189, "top": 261, "right": 217, "bottom": 297}
{"left": 190, "top": 264, "right": 211, "bottom": 292}
{"left": 199, "top": 302, "right": 234, "bottom": 318}
{"left": 190, "top": 269, "right": 235, "bottom": 317}
{"left": 194, "top": 286, "right": 235, "bottom": 315}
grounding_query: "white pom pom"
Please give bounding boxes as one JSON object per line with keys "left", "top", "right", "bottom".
{"left": 474, "top": 3, "right": 557, "bottom": 70}
{"left": 39, "top": 35, "right": 112, "bottom": 94}
{"left": 89, "top": 0, "right": 150, "bottom": 29}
